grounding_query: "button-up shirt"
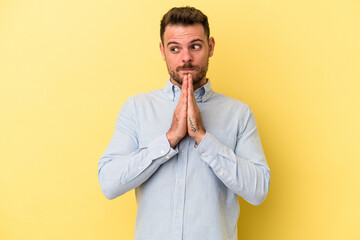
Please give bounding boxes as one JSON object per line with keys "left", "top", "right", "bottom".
{"left": 98, "top": 79, "right": 270, "bottom": 240}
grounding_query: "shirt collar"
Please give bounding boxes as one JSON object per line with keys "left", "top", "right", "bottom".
{"left": 163, "top": 77, "right": 213, "bottom": 103}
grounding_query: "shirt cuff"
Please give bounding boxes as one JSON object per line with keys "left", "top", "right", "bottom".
{"left": 147, "top": 133, "right": 178, "bottom": 164}
{"left": 195, "top": 132, "right": 223, "bottom": 167}
{"left": 196, "top": 132, "right": 233, "bottom": 180}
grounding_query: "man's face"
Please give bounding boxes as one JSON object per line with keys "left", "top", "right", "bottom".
{"left": 160, "top": 24, "right": 215, "bottom": 89}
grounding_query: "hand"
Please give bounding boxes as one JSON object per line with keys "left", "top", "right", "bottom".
{"left": 166, "top": 77, "right": 188, "bottom": 148}
{"left": 186, "top": 74, "right": 206, "bottom": 144}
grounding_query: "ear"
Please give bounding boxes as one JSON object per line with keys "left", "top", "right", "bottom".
{"left": 159, "top": 42, "right": 166, "bottom": 60}
{"left": 208, "top": 37, "right": 215, "bottom": 57}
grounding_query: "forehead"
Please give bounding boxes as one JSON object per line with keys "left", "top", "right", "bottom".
{"left": 163, "top": 24, "right": 206, "bottom": 45}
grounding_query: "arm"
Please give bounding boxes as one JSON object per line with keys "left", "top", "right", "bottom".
{"left": 196, "top": 107, "right": 270, "bottom": 206}
{"left": 186, "top": 75, "right": 270, "bottom": 206}
{"left": 98, "top": 96, "right": 178, "bottom": 200}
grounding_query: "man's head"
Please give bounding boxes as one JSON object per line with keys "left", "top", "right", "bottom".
{"left": 160, "top": 7, "right": 210, "bottom": 45}
{"left": 160, "top": 7, "right": 215, "bottom": 89}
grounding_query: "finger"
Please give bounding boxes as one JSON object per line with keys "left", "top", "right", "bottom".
{"left": 190, "top": 75, "right": 196, "bottom": 103}
{"left": 180, "top": 75, "right": 187, "bottom": 96}
{"left": 184, "top": 74, "right": 189, "bottom": 91}
{"left": 187, "top": 74, "right": 193, "bottom": 105}
{"left": 180, "top": 75, "right": 188, "bottom": 106}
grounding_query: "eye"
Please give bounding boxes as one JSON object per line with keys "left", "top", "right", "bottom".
{"left": 191, "top": 44, "right": 201, "bottom": 50}
{"left": 170, "top": 47, "right": 179, "bottom": 53}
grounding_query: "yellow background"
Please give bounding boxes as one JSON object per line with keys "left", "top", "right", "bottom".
{"left": 1, "top": 0, "right": 359, "bottom": 239}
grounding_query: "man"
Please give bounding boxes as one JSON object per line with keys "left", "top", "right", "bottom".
{"left": 98, "top": 6, "right": 270, "bottom": 240}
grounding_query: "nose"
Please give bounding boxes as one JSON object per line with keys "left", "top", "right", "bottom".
{"left": 182, "top": 49, "right": 193, "bottom": 63}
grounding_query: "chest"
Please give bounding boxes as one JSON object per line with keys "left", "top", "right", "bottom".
{"left": 135, "top": 99, "right": 240, "bottom": 151}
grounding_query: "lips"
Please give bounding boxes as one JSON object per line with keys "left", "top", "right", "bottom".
{"left": 177, "top": 67, "right": 199, "bottom": 72}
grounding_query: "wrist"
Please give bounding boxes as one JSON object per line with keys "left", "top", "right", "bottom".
{"left": 166, "top": 131, "right": 180, "bottom": 148}
{"left": 194, "top": 130, "right": 206, "bottom": 145}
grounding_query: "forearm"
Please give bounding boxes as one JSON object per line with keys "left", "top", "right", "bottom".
{"left": 98, "top": 134, "right": 178, "bottom": 199}
{"left": 197, "top": 132, "right": 270, "bottom": 205}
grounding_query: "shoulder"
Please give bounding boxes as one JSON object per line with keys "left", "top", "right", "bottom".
{"left": 116, "top": 89, "right": 163, "bottom": 118}
{"left": 128, "top": 88, "right": 165, "bottom": 103}
{"left": 209, "top": 91, "right": 250, "bottom": 113}
{"left": 118, "top": 88, "right": 167, "bottom": 116}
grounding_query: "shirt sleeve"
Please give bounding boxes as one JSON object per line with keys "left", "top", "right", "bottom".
{"left": 196, "top": 106, "right": 270, "bottom": 206}
{"left": 98, "top": 96, "right": 178, "bottom": 200}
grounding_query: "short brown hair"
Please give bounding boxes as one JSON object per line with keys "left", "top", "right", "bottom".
{"left": 160, "top": 6, "right": 210, "bottom": 44}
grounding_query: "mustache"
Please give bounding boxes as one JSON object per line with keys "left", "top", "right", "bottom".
{"left": 176, "top": 64, "right": 199, "bottom": 72}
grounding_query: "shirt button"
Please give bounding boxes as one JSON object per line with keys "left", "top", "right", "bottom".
{"left": 165, "top": 155, "right": 170, "bottom": 159}
{"left": 176, "top": 210, "right": 180, "bottom": 214}
{"left": 178, "top": 179, "right": 182, "bottom": 183}
{"left": 139, "top": 167, "right": 143, "bottom": 171}
{"left": 219, "top": 171, "right": 224, "bottom": 176}
{"left": 160, "top": 150, "right": 165, "bottom": 154}
{"left": 201, "top": 152, "right": 206, "bottom": 157}
{"left": 181, "top": 150, "right": 184, "bottom": 155}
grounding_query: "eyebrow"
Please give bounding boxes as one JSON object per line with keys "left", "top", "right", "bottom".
{"left": 166, "top": 38, "right": 204, "bottom": 47}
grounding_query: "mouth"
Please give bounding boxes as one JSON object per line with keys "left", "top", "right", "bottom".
{"left": 176, "top": 65, "right": 199, "bottom": 73}
{"left": 180, "top": 69, "right": 195, "bottom": 73}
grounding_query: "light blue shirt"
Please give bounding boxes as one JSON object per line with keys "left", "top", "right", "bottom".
{"left": 98, "top": 79, "right": 270, "bottom": 240}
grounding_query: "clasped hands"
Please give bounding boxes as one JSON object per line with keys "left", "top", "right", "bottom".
{"left": 166, "top": 74, "right": 206, "bottom": 148}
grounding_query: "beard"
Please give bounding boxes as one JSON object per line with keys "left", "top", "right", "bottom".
{"left": 168, "top": 59, "right": 209, "bottom": 86}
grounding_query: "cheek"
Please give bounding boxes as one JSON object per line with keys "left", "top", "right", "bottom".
{"left": 196, "top": 51, "right": 208, "bottom": 61}
{"left": 166, "top": 57, "right": 179, "bottom": 67}
{"left": 197, "top": 55, "right": 208, "bottom": 65}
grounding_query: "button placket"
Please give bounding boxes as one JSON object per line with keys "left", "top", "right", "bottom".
{"left": 172, "top": 139, "right": 189, "bottom": 240}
